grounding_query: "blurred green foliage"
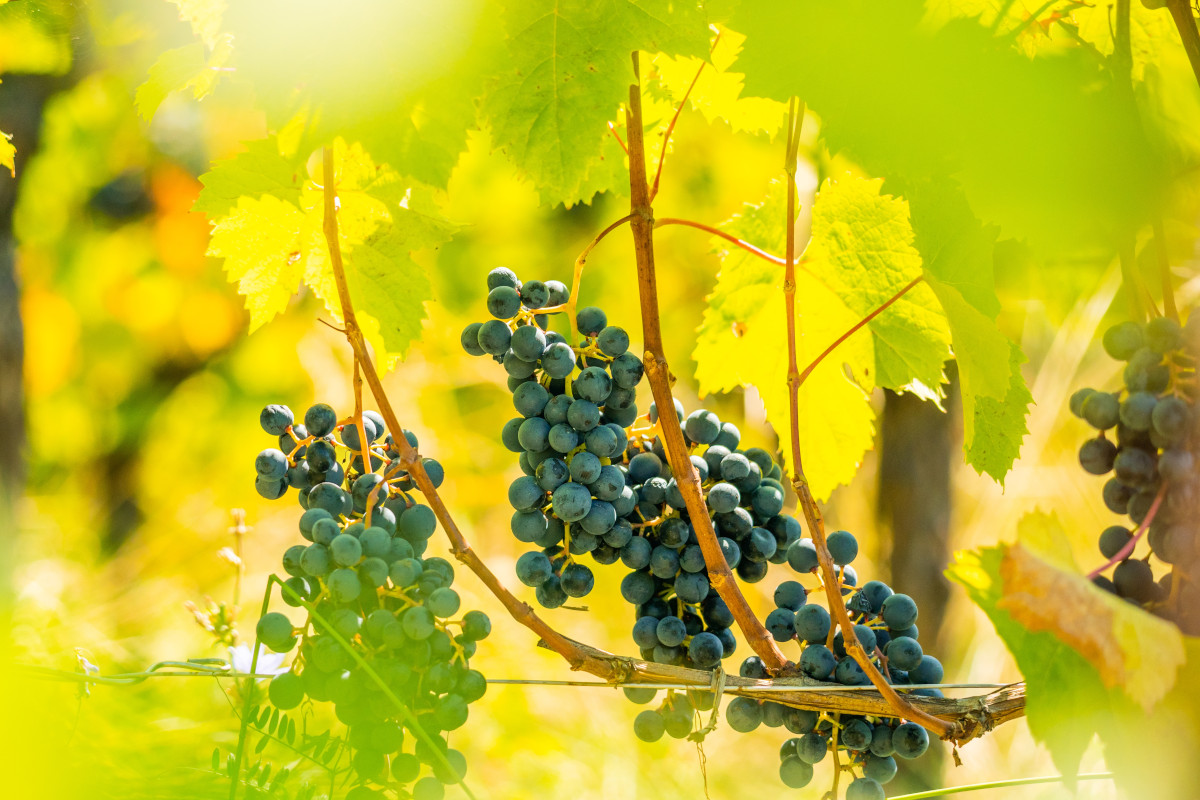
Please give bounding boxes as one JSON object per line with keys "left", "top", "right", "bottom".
{"left": 4, "top": 1, "right": 1198, "bottom": 799}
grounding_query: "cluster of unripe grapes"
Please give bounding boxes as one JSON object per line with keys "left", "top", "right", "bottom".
{"left": 1071, "top": 316, "right": 1200, "bottom": 633}
{"left": 252, "top": 403, "right": 489, "bottom": 800}
{"left": 464, "top": 268, "right": 946, "bottom": 798}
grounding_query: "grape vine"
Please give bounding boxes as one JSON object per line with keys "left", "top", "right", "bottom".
{"left": 1071, "top": 315, "right": 1200, "bottom": 634}
{"left": 250, "top": 401, "right": 490, "bottom": 800}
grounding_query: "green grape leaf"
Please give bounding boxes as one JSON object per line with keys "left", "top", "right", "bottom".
{"left": 482, "top": 0, "right": 710, "bottom": 206}
{"left": 963, "top": 341, "right": 1031, "bottom": 481}
{"left": 135, "top": 38, "right": 232, "bottom": 122}
{"left": 901, "top": 179, "right": 1031, "bottom": 479}
{"left": 948, "top": 512, "right": 1195, "bottom": 792}
{"left": 1, "top": 128, "right": 13, "bottom": 177}
{"left": 297, "top": 142, "right": 460, "bottom": 366}
{"left": 729, "top": 0, "right": 1160, "bottom": 249}
{"left": 653, "top": 28, "right": 788, "bottom": 137}
{"left": 693, "top": 202, "right": 876, "bottom": 501}
{"left": 169, "top": 0, "right": 226, "bottom": 49}
{"left": 193, "top": 137, "right": 306, "bottom": 220}
{"left": 806, "top": 176, "right": 951, "bottom": 396}
{"left": 207, "top": 194, "right": 312, "bottom": 331}
{"left": 205, "top": 141, "right": 457, "bottom": 365}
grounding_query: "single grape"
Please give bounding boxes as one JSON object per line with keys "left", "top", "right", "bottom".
{"left": 1146, "top": 316, "right": 1182, "bottom": 353}
{"left": 1113, "top": 447, "right": 1157, "bottom": 487}
{"left": 779, "top": 756, "right": 814, "bottom": 789}
{"left": 1079, "top": 437, "right": 1118, "bottom": 475}
{"left": 826, "top": 529, "right": 859, "bottom": 565}
{"left": 576, "top": 306, "right": 607, "bottom": 336}
{"left": 774, "top": 580, "right": 808, "bottom": 611}
{"left": 634, "top": 709, "right": 665, "bottom": 742}
{"left": 787, "top": 539, "right": 819, "bottom": 573}
{"left": 882, "top": 593, "right": 919, "bottom": 630}
{"left": 267, "top": 671, "right": 304, "bottom": 709}
{"left": 1113, "top": 558, "right": 1156, "bottom": 602}
{"left": 726, "top": 697, "right": 763, "bottom": 732}
{"left": 688, "top": 632, "right": 723, "bottom": 668}
{"left": 766, "top": 607, "right": 797, "bottom": 641}
{"left": 684, "top": 409, "right": 721, "bottom": 444}
{"left": 1082, "top": 392, "right": 1120, "bottom": 430}
{"left": 303, "top": 404, "right": 337, "bottom": 438}
{"left": 846, "top": 777, "right": 886, "bottom": 800}
{"left": 257, "top": 612, "right": 296, "bottom": 652}
{"left": 260, "top": 404, "right": 294, "bottom": 435}
{"left": 327, "top": 567, "right": 362, "bottom": 603}
{"left": 487, "top": 266, "right": 520, "bottom": 290}
{"left": 892, "top": 722, "right": 929, "bottom": 758}
{"left": 909, "top": 654, "right": 944, "bottom": 684}
{"left": 1120, "top": 391, "right": 1158, "bottom": 432}
{"left": 796, "top": 732, "right": 829, "bottom": 764}
{"left": 560, "top": 562, "right": 595, "bottom": 596}
{"left": 552, "top": 482, "right": 592, "bottom": 522}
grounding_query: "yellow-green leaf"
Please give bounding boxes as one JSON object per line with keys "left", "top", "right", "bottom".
{"left": 1, "top": 128, "right": 13, "bottom": 177}
{"left": 170, "top": 0, "right": 227, "bottom": 49}
{"left": 193, "top": 137, "right": 306, "bottom": 220}
{"left": 653, "top": 28, "right": 788, "bottom": 137}
{"left": 694, "top": 178, "right": 876, "bottom": 500}
{"left": 135, "top": 37, "right": 232, "bottom": 122}
{"left": 806, "top": 176, "right": 951, "bottom": 395}
{"left": 1001, "top": 511, "right": 1185, "bottom": 712}
{"left": 207, "top": 194, "right": 311, "bottom": 331}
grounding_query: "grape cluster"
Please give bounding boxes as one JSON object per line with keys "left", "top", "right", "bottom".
{"left": 461, "top": 267, "right": 643, "bottom": 608}
{"left": 1070, "top": 316, "right": 1200, "bottom": 633}
{"left": 622, "top": 529, "right": 940, "bottom": 798}
{"left": 253, "top": 403, "right": 489, "bottom": 800}
{"left": 464, "top": 268, "right": 944, "bottom": 796}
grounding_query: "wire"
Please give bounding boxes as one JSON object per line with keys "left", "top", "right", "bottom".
{"left": 17, "top": 660, "right": 1013, "bottom": 693}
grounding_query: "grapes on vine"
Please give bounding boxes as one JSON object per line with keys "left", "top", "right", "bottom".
{"left": 1070, "top": 317, "right": 1200, "bottom": 634}
{"left": 462, "top": 267, "right": 947, "bottom": 793}
{"left": 252, "top": 402, "right": 489, "bottom": 797}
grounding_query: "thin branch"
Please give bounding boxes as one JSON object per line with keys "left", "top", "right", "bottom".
{"left": 1153, "top": 219, "right": 1179, "bottom": 321}
{"left": 649, "top": 34, "right": 716, "bottom": 203}
{"left": 624, "top": 53, "right": 791, "bottom": 674}
{"left": 778, "top": 100, "right": 955, "bottom": 741}
{"left": 567, "top": 214, "right": 634, "bottom": 342}
{"left": 318, "top": 146, "right": 618, "bottom": 680}
{"left": 1166, "top": 0, "right": 1200, "bottom": 91}
{"left": 655, "top": 217, "right": 789, "bottom": 266}
{"left": 887, "top": 772, "right": 1114, "bottom": 800}
{"left": 19, "top": 650, "right": 1027, "bottom": 742}
{"left": 608, "top": 121, "right": 629, "bottom": 156}
{"left": 798, "top": 276, "right": 925, "bottom": 387}
{"left": 1087, "top": 484, "right": 1166, "bottom": 579}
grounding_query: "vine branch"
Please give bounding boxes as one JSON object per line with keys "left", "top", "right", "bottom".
{"left": 777, "top": 101, "right": 956, "bottom": 741}
{"left": 319, "top": 146, "right": 617, "bottom": 679}
{"left": 655, "top": 217, "right": 791, "bottom": 266}
{"left": 624, "top": 53, "right": 791, "bottom": 674}
{"left": 798, "top": 275, "right": 925, "bottom": 387}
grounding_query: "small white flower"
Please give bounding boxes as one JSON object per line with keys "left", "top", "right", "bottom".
{"left": 229, "top": 643, "right": 289, "bottom": 677}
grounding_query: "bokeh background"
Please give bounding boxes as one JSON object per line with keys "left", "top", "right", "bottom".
{"left": 2, "top": 2, "right": 1193, "bottom": 799}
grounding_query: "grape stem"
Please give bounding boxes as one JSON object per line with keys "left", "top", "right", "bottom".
{"left": 798, "top": 275, "right": 924, "bottom": 388}
{"left": 648, "top": 31, "right": 719, "bottom": 203}
{"left": 624, "top": 52, "right": 792, "bottom": 673}
{"left": 655, "top": 216, "right": 794, "bottom": 267}
{"left": 1087, "top": 483, "right": 1166, "bottom": 579}
{"left": 567, "top": 214, "right": 634, "bottom": 343}
{"left": 777, "top": 98, "right": 956, "bottom": 741}
{"left": 318, "top": 146, "right": 619, "bottom": 679}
